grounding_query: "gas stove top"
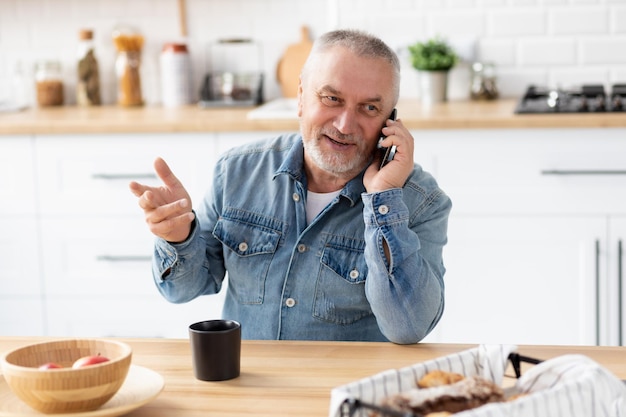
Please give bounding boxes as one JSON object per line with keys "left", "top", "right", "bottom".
{"left": 515, "top": 84, "right": 626, "bottom": 113}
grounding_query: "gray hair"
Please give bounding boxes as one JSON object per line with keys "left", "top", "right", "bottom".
{"left": 301, "top": 29, "right": 401, "bottom": 102}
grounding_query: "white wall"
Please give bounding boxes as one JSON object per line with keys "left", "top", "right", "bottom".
{"left": 1, "top": 0, "right": 625, "bottom": 106}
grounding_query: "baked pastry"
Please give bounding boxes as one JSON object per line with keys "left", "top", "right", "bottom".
{"left": 417, "top": 370, "right": 464, "bottom": 388}
{"left": 379, "top": 376, "right": 504, "bottom": 415}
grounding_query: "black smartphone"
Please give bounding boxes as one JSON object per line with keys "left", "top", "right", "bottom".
{"left": 377, "top": 108, "right": 398, "bottom": 169}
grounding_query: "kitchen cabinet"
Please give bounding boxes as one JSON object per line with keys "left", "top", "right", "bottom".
{"left": 0, "top": 136, "right": 44, "bottom": 335}
{"left": 418, "top": 128, "right": 626, "bottom": 346}
{"left": 3, "top": 127, "right": 626, "bottom": 345}
{"left": 6, "top": 131, "right": 289, "bottom": 338}
{"left": 33, "top": 133, "right": 225, "bottom": 338}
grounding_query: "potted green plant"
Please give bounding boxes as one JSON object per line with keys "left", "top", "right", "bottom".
{"left": 408, "top": 37, "right": 458, "bottom": 105}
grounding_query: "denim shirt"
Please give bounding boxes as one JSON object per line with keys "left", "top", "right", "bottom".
{"left": 153, "top": 133, "right": 451, "bottom": 344}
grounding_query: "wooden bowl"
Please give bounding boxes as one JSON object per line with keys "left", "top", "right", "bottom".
{"left": 1, "top": 339, "right": 132, "bottom": 413}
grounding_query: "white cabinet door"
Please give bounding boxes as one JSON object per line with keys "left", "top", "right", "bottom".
{"left": 35, "top": 133, "right": 218, "bottom": 216}
{"left": 39, "top": 217, "right": 155, "bottom": 297}
{"left": 0, "top": 299, "right": 45, "bottom": 336}
{"left": 34, "top": 133, "right": 223, "bottom": 338}
{"left": 0, "top": 136, "right": 36, "bottom": 215}
{"left": 0, "top": 218, "right": 41, "bottom": 296}
{"left": 45, "top": 293, "right": 224, "bottom": 338}
{"left": 419, "top": 129, "right": 626, "bottom": 215}
{"left": 424, "top": 215, "right": 603, "bottom": 346}
{"left": 0, "top": 136, "right": 44, "bottom": 335}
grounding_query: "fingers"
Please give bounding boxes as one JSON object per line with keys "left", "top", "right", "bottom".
{"left": 143, "top": 197, "right": 190, "bottom": 223}
{"left": 147, "top": 210, "right": 195, "bottom": 243}
{"left": 379, "top": 119, "right": 414, "bottom": 165}
{"left": 130, "top": 157, "right": 195, "bottom": 242}
{"left": 140, "top": 197, "right": 194, "bottom": 242}
{"left": 154, "top": 157, "right": 183, "bottom": 190}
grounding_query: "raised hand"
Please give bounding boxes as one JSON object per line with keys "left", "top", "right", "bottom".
{"left": 129, "top": 157, "right": 195, "bottom": 243}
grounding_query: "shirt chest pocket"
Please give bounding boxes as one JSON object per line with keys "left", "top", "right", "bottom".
{"left": 313, "top": 235, "right": 371, "bottom": 325}
{"left": 213, "top": 209, "right": 282, "bottom": 305}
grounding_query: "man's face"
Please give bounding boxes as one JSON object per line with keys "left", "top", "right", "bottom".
{"left": 297, "top": 46, "right": 396, "bottom": 181}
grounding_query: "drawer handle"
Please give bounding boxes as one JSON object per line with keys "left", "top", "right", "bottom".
{"left": 92, "top": 173, "right": 157, "bottom": 180}
{"left": 595, "top": 239, "right": 601, "bottom": 346}
{"left": 97, "top": 255, "right": 152, "bottom": 262}
{"left": 541, "top": 170, "right": 626, "bottom": 175}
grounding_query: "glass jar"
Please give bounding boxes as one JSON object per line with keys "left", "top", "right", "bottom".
{"left": 470, "top": 62, "right": 499, "bottom": 100}
{"left": 35, "top": 60, "right": 64, "bottom": 106}
{"left": 115, "top": 51, "right": 143, "bottom": 106}
{"left": 112, "top": 26, "right": 144, "bottom": 106}
{"left": 77, "top": 29, "right": 101, "bottom": 106}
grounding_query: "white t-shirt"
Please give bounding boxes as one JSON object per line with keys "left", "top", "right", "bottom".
{"left": 306, "top": 190, "right": 341, "bottom": 224}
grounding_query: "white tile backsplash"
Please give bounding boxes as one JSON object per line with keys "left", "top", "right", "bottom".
{"left": 1, "top": 0, "right": 625, "bottom": 106}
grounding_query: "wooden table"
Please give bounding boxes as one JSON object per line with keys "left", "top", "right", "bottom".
{"left": 1, "top": 337, "right": 626, "bottom": 416}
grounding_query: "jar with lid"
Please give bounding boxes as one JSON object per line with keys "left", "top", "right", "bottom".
{"left": 112, "top": 25, "right": 144, "bottom": 106}
{"left": 160, "top": 43, "right": 192, "bottom": 107}
{"left": 77, "top": 29, "right": 101, "bottom": 106}
{"left": 35, "top": 60, "right": 64, "bottom": 106}
{"left": 470, "top": 62, "right": 499, "bottom": 100}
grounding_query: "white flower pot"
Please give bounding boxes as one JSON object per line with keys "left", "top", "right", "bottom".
{"left": 418, "top": 70, "right": 449, "bottom": 105}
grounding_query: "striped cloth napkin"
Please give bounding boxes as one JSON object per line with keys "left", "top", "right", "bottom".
{"left": 329, "top": 344, "right": 626, "bottom": 417}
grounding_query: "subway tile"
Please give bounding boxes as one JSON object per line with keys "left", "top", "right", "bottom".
{"left": 519, "top": 38, "right": 577, "bottom": 65}
{"left": 494, "top": 68, "right": 548, "bottom": 97}
{"left": 477, "top": 38, "right": 517, "bottom": 65}
{"left": 549, "top": 7, "right": 608, "bottom": 35}
{"left": 612, "top": 7, "right": 626, "bottom": 33}
{"left": 427, "top": 10, "right": 485, "bottom": 36}
{"left": 488, "top": 8, "right": 546, "bottom": 36}
{"left": 581, "top": 38, "right": 626, "bottom": 64}
{"left": 548, "top": 67, "right": 610, "bottom": 89}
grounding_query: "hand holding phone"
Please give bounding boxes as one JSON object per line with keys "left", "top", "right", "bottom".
{"left": 377, "top": 108, "right": 398, "bottom": 169}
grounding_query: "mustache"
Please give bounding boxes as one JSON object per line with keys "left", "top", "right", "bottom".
{"left": 320, "top": 128, "right": 356, "bottom": 143}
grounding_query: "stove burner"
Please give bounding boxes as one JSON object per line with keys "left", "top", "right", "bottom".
{"left": 515, "top": 84, "right": 626, "bottom": 113}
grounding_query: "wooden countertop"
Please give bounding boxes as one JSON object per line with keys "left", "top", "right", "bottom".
{"left": 1, "top": 99, "right": 625, "bottom": 135}
{"left": 1, "top": 337, "right": 625, "bottom": 416}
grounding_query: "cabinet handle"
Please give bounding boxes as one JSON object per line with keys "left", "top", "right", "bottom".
{"left": 92, "top": 173, "right": 157, "bottom": 180}
{"left": 619, "top": 240, "right": 623, "bottom": 346}
{"left": 541, "top": 170, "right": 626, "bottom": 176}
{"left": 96, "top": 255, "right": 152, "bottom": 262}
{"left": 595, "top": 239, "right": 601, "bottom": 346}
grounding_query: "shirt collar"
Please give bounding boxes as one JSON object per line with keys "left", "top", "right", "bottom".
{"left": 274, "top": 135, "right": 365, "bottom": 207}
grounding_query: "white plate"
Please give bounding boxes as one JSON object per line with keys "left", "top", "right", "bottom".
{"left": 0, "top": 365, "right": 164, "bottom": 417}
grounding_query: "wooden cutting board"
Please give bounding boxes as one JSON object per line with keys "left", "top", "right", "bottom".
{"left": 276, "top": 26, "right": 313, "bottom": 98}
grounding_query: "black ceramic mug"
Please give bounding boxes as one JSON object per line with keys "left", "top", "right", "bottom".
{"left": 189, "top": 319, "right": 241, "bottom": 381}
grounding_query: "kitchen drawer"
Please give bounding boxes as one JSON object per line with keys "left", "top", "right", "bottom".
{"left": 0, "top": 136, "right": 36, "bottom": 215}
{"left": 0, "top": 217, "right": 41, "bottom": 296}
{"left": 0, "top": 298, "right": 45, "bottom": 336}
{"left": 413, "top": 128, "right": 626, "bottom": 215}
{"left": 35, "top": 133, "right": 218, "bottom": 215}
{"left": 39, "top": 217, "right": 156, "bottom": 296}
{"left": 45, "top": 292, "right": 225, "bottom": 338}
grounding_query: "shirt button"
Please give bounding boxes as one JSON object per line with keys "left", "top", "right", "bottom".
{"left": 292, "top": 193, "right": 300, "bottom": 202}
{"left": 238, "top": 242, "right": 248, "bottom": 252}
{"left": 297, "top": 244, "right": 307, "bottom": 253}
{"left": 349, "top": 269, "right": 360, "bottom": 279}
{"left": 378, "top": 205, "right": 389, "bottom": 215}
{"left": 285, "top": 298, "right": 296, "bottom": 307}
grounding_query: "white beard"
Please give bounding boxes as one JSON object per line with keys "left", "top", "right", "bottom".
{"left": 303, "top": 136, "right": 369, "bottom": 176}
